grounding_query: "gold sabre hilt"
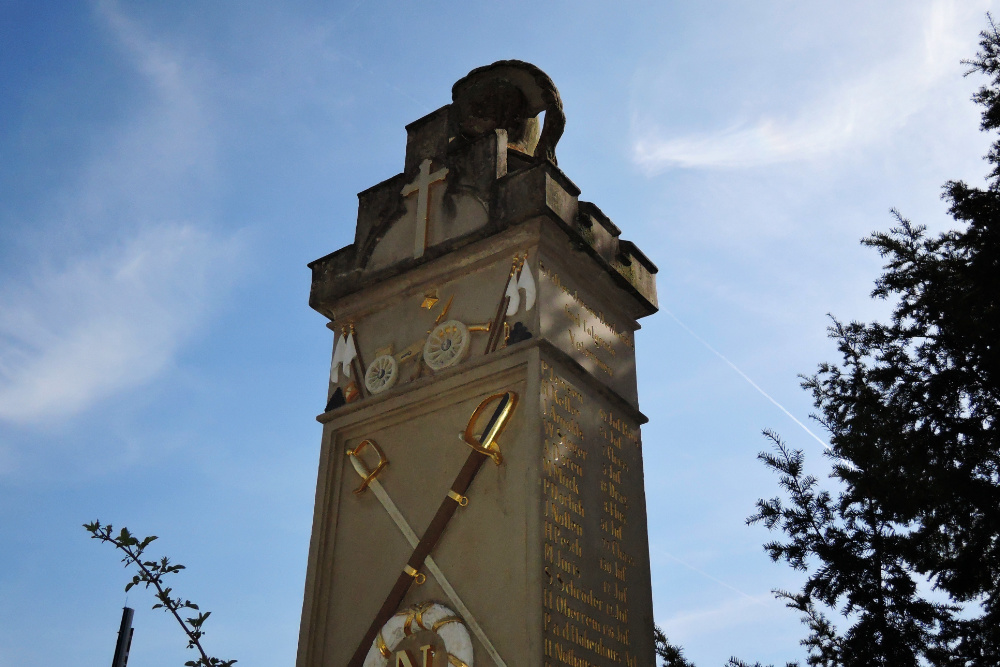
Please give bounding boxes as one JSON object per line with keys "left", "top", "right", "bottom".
{"left": 346, "top": 439, "right": 388, "bottom": 495}
{"left": 462, "top": 391, "right": 519, "bottom": 466}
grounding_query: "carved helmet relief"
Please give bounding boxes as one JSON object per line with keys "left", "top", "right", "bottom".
{"left": 359, "top": 61, "right": 566, "bottom": 273}
{"left": 451, "top": 60, "right": 565, "bottom": 164}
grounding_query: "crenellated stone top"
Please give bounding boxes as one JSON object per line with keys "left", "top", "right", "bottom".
{"left": 308, "top": 60, "right": 657, "bottom": 320}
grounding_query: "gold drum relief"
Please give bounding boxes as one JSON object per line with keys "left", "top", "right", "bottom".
{"left": 363, "top": 602, "right": 473, "bottom": 667}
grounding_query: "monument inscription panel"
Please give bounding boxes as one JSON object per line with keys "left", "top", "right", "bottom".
{"left": 540, "top": 358, "right": 649, "bottom": 667}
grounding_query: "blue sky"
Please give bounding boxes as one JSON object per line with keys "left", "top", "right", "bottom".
{"left": 1, "top": 1, "right": 997, "bottom": 665}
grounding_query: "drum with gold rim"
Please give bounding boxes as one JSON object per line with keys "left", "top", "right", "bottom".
{"left": 362, "top": 602, "right": 473, "bottom": 667}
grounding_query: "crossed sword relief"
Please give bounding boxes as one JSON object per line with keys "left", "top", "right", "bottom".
{"left": 346, "top": 391, "right": 519, "bottom": 667}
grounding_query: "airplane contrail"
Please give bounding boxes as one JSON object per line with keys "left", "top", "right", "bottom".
{"left": 661, "top": 551, "right": 762, "bottom": 603}
{"left": 662, "top": 307, "right": 831, "bottom": 452}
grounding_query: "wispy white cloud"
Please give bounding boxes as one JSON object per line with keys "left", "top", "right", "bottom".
{"left": 0, "top": 3, "right": 244, "bottom": 427}
{"left": 632, "top": 0, "right": 988, "bottom": 171}
{"left": 0, "top": 224, "right": 243, "bottom": 424}
{"left": 75, "top": 0, "right": 217, "bottom": 222}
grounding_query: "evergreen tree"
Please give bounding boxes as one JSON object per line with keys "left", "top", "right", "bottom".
{"left": 751, "top": 14, "right": 1000, "bottom": 666}
{"left": 750, "top": 432, "right": 953, "bottom": 666}
{"left": 655, "top": 625, "right": 697, "bottom": 667}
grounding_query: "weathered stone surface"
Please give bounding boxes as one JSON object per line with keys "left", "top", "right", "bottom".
{"left": 298, "top": 61, "right": 658, "bottom": 667}
{"left": 306, "top": 61, "right": 656, "bottom": 317}
{"left": 404, "top": 106, "right": 450, "bottom": 175}
{"left": 452, "top": 60, "right": 564, "bottom": 164}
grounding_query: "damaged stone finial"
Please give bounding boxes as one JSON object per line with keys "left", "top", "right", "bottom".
{"left": 451, "top": 60, "right": 565, "bottom": 164}
{"left": 307, "top": 59, "right": 657, "bottom": 320}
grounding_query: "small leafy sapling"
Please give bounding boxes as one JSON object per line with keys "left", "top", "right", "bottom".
{"left": 84, "top": 520, "right": 237, "bottom": 667}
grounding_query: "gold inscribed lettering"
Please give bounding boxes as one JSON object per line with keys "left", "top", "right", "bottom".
{"left": 542, "top": 364, "right": 644, "bottom": 665}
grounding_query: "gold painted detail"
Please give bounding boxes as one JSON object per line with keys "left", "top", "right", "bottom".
{"left": 394, "top": 340, "right": 424, "bottom": 364}
{"left": 373, "top": 603, "right": 476, "bottom": 667}
{"left": 414, "top": 601, "right": 434, "bottom": 632}
{"left": 346, "top": 439, "right": 388, "bottom": 495}
{"left": 376, "top": 630, "right": 391, "bottom": 658}
{"left": 403, "top": 565, "right": 426, "bottom": 585}
{"left": 433, "top": 294, "right": 454, "bottom": 325}
{"left": 539, "top": 364, "right": 645, "bottom": 666}
{"left": 447, "top": 490, "right": 469, "bottom": 507}
{"left": 344, "top": 380, "right": 361, "bottom": 403}
{"left": 462, "top": 391, "right": 519, "bottom": 465}
{"left": 403, "top": 601, "right": 434, "bottom": 636}
{"left": 421, "top": 290, "right": 440, "bottom": 309}
{"left": 431, "top": 615, "right": 463, "bottom": 632}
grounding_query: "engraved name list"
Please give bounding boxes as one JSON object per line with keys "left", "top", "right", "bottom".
{"left": 540, "top": 359, "right": 643, "bottom": 667}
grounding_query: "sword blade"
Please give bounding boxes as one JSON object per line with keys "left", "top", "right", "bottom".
{"left": 348, "top": 457, "right": 508, "bottom": 667}
{"left": 347, "top": 393, "right": 517, "bottom": 667}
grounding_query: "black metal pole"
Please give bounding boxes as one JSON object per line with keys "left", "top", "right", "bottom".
{"left": 111, "top": 607, "right": 134, "bottom": 667}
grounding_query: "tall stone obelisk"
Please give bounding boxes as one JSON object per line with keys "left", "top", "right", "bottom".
{"left": 297, "top": 61, "right": 658, "bottom": 667}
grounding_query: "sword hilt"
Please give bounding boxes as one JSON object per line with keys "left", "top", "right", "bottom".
{"left": 346, "top": 439, "right": 388, "bottom": 494}
{"left": 462, "top": 391, "right": 518, "bottom": 465}
{"left": 347, "top": 390, "right": 519, "bottom": 667}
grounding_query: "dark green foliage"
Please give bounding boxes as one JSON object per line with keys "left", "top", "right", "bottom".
{"left": 654, "top": 624, "right": 697, "bottom": 667}
{"left": 726, "top": 659, "right": 799, "bottom": 667}
{"left": 654, "top": 622, "right": 798, "bottom": 667}
{"left": 750, "top": 434, "right": 953, "bottom": 666}
{"left": 653, "top": 623, "right": 799, "bottom": 667}
{"left": 84, "top": 520, "right": 237, "bottom": 667}
{"left": 966, "top": 15, "right": 1000, "bottom": 182}
{"left": 749, "top": 14, "right": 1000, "bottom": 666}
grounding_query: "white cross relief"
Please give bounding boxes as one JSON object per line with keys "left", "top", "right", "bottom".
{"left": 400, "top": 158, "right": 449, "bottom": 258}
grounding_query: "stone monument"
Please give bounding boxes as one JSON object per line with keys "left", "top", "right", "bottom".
{"left": 297, "top": 61, "right": 659, "bottom": 667}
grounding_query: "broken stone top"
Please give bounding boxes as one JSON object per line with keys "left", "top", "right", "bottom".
{"left": 452, "top": 60, "right": 565, "bottom": 164}
{"left": 308, "top": 60, "right": 657, "bottom": 319}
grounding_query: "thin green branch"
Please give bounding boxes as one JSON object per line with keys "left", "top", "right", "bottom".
{"left": 84, "top": 520, "right": 236, "bottom": 667}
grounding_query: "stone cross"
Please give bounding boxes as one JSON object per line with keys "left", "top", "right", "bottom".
{"left": 401, "top": 158, "right": 449, "bottom": 258}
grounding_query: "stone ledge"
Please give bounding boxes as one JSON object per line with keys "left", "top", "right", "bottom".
{"left": 316, "top": 336, "right": 648, "bottom": 427}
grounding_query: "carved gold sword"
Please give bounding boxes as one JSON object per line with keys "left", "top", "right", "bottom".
{"left": 347, "top": 440, "right": 508, "bottom": 667}
{"left": 347, "top": 391, "right": 518, "bottom": 667}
